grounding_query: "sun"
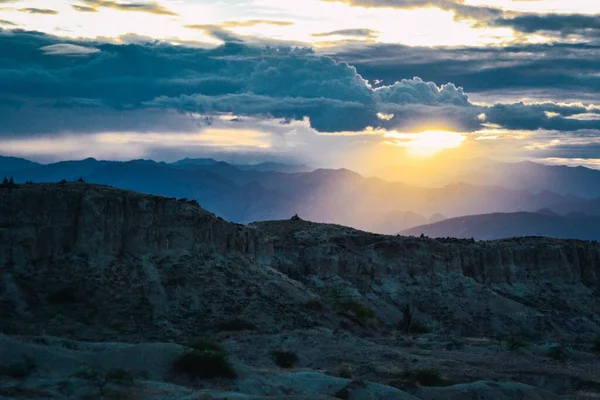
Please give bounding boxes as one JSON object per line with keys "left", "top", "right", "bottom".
{"left": 384, "top": 130, "right": 466, "bottom": 156}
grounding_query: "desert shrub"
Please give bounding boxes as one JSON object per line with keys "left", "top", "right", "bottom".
{"left": 505, "top": 336, "right": 530, "bottom": 351}
{"left": 271, "top": 350, "right": 299, "bottom": 368}
{"left": 303, "top": 299, "right": 324, "bottom": 311}
{"left": 331, "top": 362, "right": 354, "bottom": 379}
{"left": 47, "top": 288, "right": 77, "bottom": 305}
{"left": 172, "top": 351, "right": 236, "bottom": 379}
{"left": 59, "top": 179, "right": 67, "bottom": 184}
{"left": 593, "top": 338, "right": 600, "bottom": 354}
{"left": 338, "top": 300, "right": 375, "bottom": 320}
{"left": 546, "top": 345, "right": 569, "bottom": 362}
{"left": 396, "top": 304, "right": 429, "bottom": 335}
{"left": 187, "top": 338, "right": 225, "bottom": 353}
{"left": 404, "top": 368, "right": 444, "bottom": 387}
{"left": 218, "top": 318, "right": 257, "bottom": 332}
{"left": 396, "top": 320, "right": 429, "bottom": 335}
{"left": 173, "top": 339, "right": 236, "bottom": 379}
{"left": 76, "top": 177, "right": 85, "bottom": 183}
{"left": 334, "top": 379, "right": 368, "bottom": 399}
{"left": 0, "top": 355, "right": 36, "bottom": 379}
{"left": 73, "top": 367, "right": 137, "bottom": 395}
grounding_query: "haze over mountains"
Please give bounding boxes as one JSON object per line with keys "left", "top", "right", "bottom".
{"left": 3, "top": 155, "right": 600, "bottom": 238}
{"left": 402, "top": 211, "right": 600, "bottom": 241}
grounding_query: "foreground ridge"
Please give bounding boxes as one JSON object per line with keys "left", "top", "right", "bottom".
{"left": 1, "top": 183, "right": 599, "bottom": 399}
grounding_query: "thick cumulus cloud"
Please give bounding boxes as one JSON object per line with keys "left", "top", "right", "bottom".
{"left": 1, "top": 30, "right": 600, "bottom": 138}
{"left": 332, "top": 42, "right": 600, "bottom": 101}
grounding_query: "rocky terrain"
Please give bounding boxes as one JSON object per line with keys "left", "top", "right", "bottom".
{"left": 1, "top": 182, "right": 599, "bottom": 399}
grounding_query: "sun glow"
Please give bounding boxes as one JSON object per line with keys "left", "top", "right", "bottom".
{"left": 384, "top": 130, "right": 466, "bottom": 156}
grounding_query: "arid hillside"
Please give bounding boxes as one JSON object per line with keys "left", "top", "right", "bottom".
{"left": 1, "top": 183, "right": 599, "bottom": 399}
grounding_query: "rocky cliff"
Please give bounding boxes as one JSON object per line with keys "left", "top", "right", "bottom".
{"left": 1, "top": 183, "right": 599, "bottom": 341}
{"left": 256, "top": 220, "right": 600, "bottom": 338}
{"left": 0, "top": 183, "right": 314, "bottom": 340}
{"left": 1, "top": 183, "right": 600, "bottom": 399}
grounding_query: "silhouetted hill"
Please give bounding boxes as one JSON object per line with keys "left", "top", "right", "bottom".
{"left": 235, "top": 161, "right": 312, "bottom": 173}
{"left": 402, "top": 211, "right": 600, "bottom": 241}
{"left": 0, "top": 155, "right": 41, "bottom": 171}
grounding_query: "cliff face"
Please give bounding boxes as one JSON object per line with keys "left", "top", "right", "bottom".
{"left": 255, "top": 221, "right": 600, "bottom": 338}
{"left": 0, "top": 184, "right": 312, "bottom": 340}
{"left": 1, "top": 184, "right": 599, "bottom": 342}
{"left": 0, "top": 183, "right": 259, "bottom": 265}
{"left": 256, "top": 220, "right": 600, "bottom": 287}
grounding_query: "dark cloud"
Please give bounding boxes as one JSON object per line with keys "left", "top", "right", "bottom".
{"left": 72, "top": 5, "right": 99, "bottom": 12}
{"left": 1, "top": 30, "right": 599, "bottom": 137}
{"left": 496, "top": 14, "right": 600, "bottom": 36}
{"left": 322, "top": 0, "right": 600, "bottom": 43}
{"left": 330, "top": 42, "right": 600, "bottom": 100}
{"left": 312, "top": 29, "right": 378, "bottom": 38}
{"left": 19, "top": 8, "right": 59, "bottom": 15}
{"left": 184, "top": 20, "right": 294, "bottom": 44}
{"left": 185, "top": 24, "right": 244, "bottom": 43}
{"left": 77, "top": 0, "right": 177, "bottom": 16}
{"left": 217, "top": 20, "right": 294, "bottom": 28}
{"left": 322, "top": 0, "right": 503, "bottom": 22}
{"left": 484, "top": 102, "right": 600, "bottom": 131}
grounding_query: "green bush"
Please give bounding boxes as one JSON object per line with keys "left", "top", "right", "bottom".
{"left": 334, "top": 379, "right": 368, "bottom": 399}
{"left": 73, "top": 367, "right": 138, "bottom": 395}
{"left": 396, "top": 320, "right": 429, "bottom": 334}
{"left": 338, "top": 300, "right": 375, "bottom": 320}
{"left": 546, "top": 345, "right": 569, "bottom": 362}
{"left": 173, "top": 339, "right": 236, "bottom": 379}
{"left": 271, "top": 350, "right": 299, "bottom": 368}
{"left": 187, "top": 338, "right": 225, "bottom": 353}
{"left": 0, "top": 355, "right": 36, "bottom": 379}
{"left": 404, "top": 369, "right": 444, "bottom": 387}
{"left": 396, "top": 304, "right": 429, "bottom": 334}
{"left": 593, "top": 338, "right": 600, "bottom": 354}
{"left": 505, "top": 336, "right": 530, "bottom": 351}
{"left": 172, "top": 351, "right": 236, "bottom": 379}
{"left": 218, "top": 318, "right": 257, "bottom": 332}
{"left": 303, "top": 299, "right": 324, "bottom": 311}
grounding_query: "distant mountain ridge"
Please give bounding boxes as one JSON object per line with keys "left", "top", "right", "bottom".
{"left": 455, "top": 160, "right": 600, "bottom": 199}
{"left": 402, "top": 211, "right": 600, "bottom": 241}
{"left": 3, "top": 155, "right": 600, "bottom": 234}
{"left": 0, "top": 155, "right": 41, "bottom": 172}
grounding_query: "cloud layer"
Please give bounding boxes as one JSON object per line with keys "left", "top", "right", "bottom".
{"left": 1, "top": 30, "right": 600, "bottom": 141}
{"left": 73, "top": 0, "right": 177, "bottom": 15}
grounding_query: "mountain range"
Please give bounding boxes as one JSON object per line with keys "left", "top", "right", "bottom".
{"left": 402, "top": 211, "right": 600, "bottom": 241}
{"left": 3, "top": 155, "right": 600, "bottom": 235}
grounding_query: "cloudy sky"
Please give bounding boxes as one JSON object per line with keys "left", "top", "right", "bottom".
{"left": 1, "top": 0, "right": 600, "bottom": 174}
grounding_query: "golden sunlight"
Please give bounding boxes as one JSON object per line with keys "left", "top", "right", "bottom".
{"left": 384, "top": 130, "right": 466, "bottom": 156}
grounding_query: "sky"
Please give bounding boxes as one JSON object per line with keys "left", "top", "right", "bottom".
{"left": 1, "top": 0, "right": 600, "bottom": 176}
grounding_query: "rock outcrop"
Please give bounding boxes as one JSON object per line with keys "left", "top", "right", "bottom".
{"left": 0, "top": 183, "right": 314, "bottom": 340}
{"left": 1, "top": 183, "right": 600, "bottom": 399}
{"left": 255, "top": 220, "right": 600, "bottom": 339}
